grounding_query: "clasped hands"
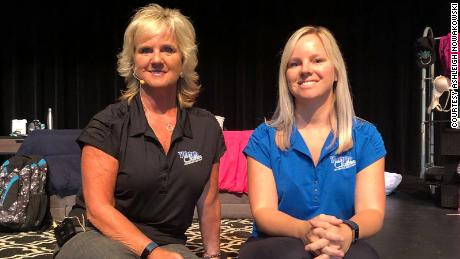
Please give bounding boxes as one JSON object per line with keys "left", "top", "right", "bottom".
{"left": 301, "top": 214, "right": 353, "bottom": 259}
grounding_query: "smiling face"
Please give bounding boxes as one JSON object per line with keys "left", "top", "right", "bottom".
{"left": 286, "top": 33, "right": 336, "bottom": 103}
{"left": 133, "top": 26, "right": 183, "bottom": 90}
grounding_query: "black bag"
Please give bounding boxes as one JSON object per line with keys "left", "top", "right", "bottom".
{"left": 415, "top": 35, "right": 436, "bottom": 68}
{"left": 0, "top": 155, "right": 49, "bottom": 232}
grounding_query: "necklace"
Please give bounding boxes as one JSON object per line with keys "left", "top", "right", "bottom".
{"left": 140, "top": 93, "right": 176, "bottom": 133}
{"left": 143, "top": 107, "right": 176, "bottom": 133}
{"left": 166, "top": 122, "right": 174, "bottom": 132}
{"left": 153, "top": 115, "right": 175, "bottom": 132}
{"left": 153, "top": 116, "right": 175, "bottom": 132}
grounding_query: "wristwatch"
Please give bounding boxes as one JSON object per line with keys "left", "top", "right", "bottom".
{"left": 342, "top": 220, "right": 359, "bottom": 243}
{"left": 141, "top": 241, "right": 159, "bottom": 259}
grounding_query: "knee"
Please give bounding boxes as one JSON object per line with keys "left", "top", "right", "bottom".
{"left": 345, "top": 240, "right": 379, "bottom": 259}
{"left": 55, "top": 230, "right": 135, "bottom": 259}
{"left": 238, "top": 241, "right": 258, "bottom": 259}
{"left": 239, "top": 237, "right": 311, "bottom": 259}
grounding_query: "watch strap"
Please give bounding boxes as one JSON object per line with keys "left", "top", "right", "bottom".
{"left": 141, "top": 241, "right": 159, "bottom": 259}
{"left": 342, "top": 219, "right": 359, "bottom": 243}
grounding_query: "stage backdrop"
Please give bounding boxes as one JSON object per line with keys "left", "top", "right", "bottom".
{"left": 0, "top": 1, "right": 452, "bottom": 176}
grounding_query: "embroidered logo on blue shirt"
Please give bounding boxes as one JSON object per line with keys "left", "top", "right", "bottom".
{"left": 330, "top": 155, "right": 356, "bottom": 171}
{"left": 177, "top": 151, "right": 203, "bottom": 165}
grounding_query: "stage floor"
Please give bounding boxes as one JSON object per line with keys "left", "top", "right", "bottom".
{"left": 1, "top": 176, "right": 459, "bottom": 259}
{"left": 367, "top": 175, "right": 460, "bottom": 259}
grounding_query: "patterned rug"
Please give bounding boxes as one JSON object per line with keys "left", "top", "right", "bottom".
{"left": 0, "top": 219, "right": 253, "bottom": 259}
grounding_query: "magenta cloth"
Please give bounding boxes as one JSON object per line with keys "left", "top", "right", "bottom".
{"left": 439, "top": 33, "right": 451, "bottom": 78}
{"left": 218, "top": 130, "right": 253, "bottom": 193}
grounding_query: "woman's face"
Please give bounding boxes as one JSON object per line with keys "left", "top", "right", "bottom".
{"left": 133, "top": 27, "right": 182, "bottom": 89}
{"left": 286, "top": 34, "right": 336, "bottom": 102}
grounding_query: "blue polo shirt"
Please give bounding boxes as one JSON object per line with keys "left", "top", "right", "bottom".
{"left": 243, "top": 118, "right": 386, "bottom": 237}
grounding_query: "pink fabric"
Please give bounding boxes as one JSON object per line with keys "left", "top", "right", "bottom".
{"left": 439, "top": 33, "right": 451, "bottom": 78}
{"left": 218, "top": 130, "right": 253, "bottom": 193}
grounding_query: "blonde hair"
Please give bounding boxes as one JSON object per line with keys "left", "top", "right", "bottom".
{"left": 270, "top": 26, "right": 355, "bottom": 154}
{"left": 117, "top": 3, "right": 200, "bottom": 108}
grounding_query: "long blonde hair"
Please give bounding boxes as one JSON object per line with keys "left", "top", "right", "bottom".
{"left": 270, "top": 26, "right": 355, "bottom": 154}
{"left": 117, "top": 3, "right": 200, "bottom": 108}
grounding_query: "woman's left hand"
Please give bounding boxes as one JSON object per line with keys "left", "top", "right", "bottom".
{"left": 306, "top": 220, "right": 354, "bottom": 258}
{"left": 335, "top": 223, "right": 353, "bottom": 254}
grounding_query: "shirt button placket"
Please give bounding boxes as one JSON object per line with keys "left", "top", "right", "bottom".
{"left": 159, "top": 160, "right": 169, "bottom": 194}
{"left": 313, "top": 167, "right": 320, "bottom": 204}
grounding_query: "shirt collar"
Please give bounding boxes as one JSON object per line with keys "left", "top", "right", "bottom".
{"left": 128, "top": 93, "right": 193, "bottom": 139}
{"left": 290, "top": 126, "right": 338, "bottom": 161}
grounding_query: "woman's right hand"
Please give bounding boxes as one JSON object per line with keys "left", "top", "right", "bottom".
{"left": 149, "top": 247, "right": 184, "bottom": 259}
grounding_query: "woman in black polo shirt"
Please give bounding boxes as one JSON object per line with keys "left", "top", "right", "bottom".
{"left": 55, "top": 4, "right": 225, "bottom": 259}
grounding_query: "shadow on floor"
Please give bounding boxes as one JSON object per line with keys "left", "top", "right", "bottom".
{"left": 367, "top": 175, "right": 460, "bottom": 259}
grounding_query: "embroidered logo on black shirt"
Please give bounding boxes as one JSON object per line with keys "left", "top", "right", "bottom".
{"left": 177, "top": 151, "right": 203, "bottom": 165}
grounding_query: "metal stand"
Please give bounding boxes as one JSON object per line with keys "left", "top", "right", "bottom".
{"left": 420, "top": 26, "right": 444, "bottom": 180}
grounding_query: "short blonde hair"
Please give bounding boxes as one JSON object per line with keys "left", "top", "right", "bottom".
{"left": 117, "top": 3, "right": 200, "bottom": 108}
{"left": 270, "top": 26, "right": 355, "bottom": 154}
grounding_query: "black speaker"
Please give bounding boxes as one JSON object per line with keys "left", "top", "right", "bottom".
{"left": 440, "top": 184, "right": 459, "bottom": 209}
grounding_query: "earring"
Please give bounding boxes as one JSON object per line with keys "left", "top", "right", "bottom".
{"left": 133, "top": 69, "right": 145, "bottom": 85}
{"left": 179, "top": 72, "right": 184, "bottom": 78}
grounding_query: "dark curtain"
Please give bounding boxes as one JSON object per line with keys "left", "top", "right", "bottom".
{"left": 0, "top": 0, "right": 452, "bottom": 176}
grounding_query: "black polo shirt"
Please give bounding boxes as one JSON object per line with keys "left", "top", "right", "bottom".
{"left": 71, "top": 93, "right": 226, "bottom": 245}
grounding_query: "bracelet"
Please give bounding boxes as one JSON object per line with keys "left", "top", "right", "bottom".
{"left": 203, "top": 252, "right": 221, "bottom": 259}
{"left": 141, "top": 241, "right": 159, "bottom": 259}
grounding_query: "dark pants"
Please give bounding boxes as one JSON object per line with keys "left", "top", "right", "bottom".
{"left": 238, "top": 236, "right": 379, "bottom": 259}
{"left": 54, "top": 228, "right": 199, "bottom": 259}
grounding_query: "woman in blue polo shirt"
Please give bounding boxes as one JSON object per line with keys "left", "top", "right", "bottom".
{"left": 239, "top": 26, "right": 386, "bottom": 259}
